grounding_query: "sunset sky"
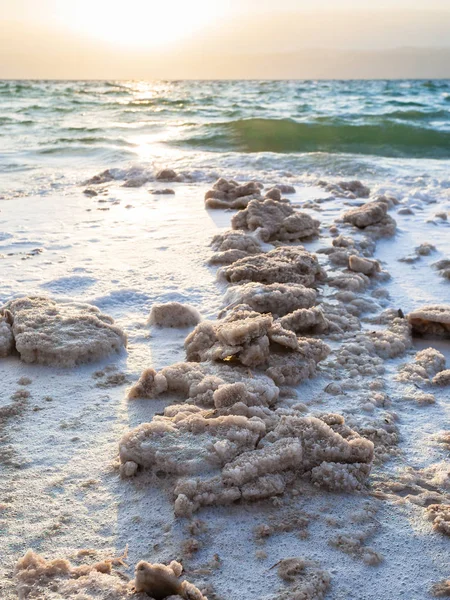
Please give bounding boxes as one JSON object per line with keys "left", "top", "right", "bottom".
{"left": 1, "top": 0, "right": 450, "bottom": 79}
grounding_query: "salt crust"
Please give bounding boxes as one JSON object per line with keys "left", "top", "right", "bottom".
{"left": 231, "top": 199, "right": 320, "bottom": 242}
{"left": 342, "top": 200, "right": 397, "bottom": 238}
{"left": 408, "top": 305, "right": 450, "bottom": 338}
{"left": 204, "top": 178, "right": 263, "bottom": 209}
{"left": 318, "top": 179, "right": 370, "bottom": 199}
{"left": 0, "top": 312, "right": 14, "bottom": 357}
{"left": 209, "top": 230, "right": 261, "bottom": 265}
{"left": 2, "top": 296, "right": 127, "bottom": 367}
{"left": 149, "top": 302, "right": 201, "bottom": 328}
{"left": 120, "top": 404, "right": 374, "bottom": 515}
{"left": 220, "top": 246, "right": 324, "bottom": 286}
{"left": 15, "top": 550, "right": 205, "bottom": 600}
{"left": 276, "top": 557, "right": 331, "bottom": 600}
{"left": 183, "top": 305, "right": 330, "bottom": 383}
{"left": 397, "top": 348, "right": 446, "bottom": 384}
{"left": 222, "top": 282, "right": 317, "bottom": 318}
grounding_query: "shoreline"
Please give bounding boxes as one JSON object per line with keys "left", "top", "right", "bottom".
{"left": 1, "top": 174, "right": 450, "bottom": 599}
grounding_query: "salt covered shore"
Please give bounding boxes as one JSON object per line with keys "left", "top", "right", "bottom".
{"left": 0, "top": 169, "right": 449, "bottom": 599}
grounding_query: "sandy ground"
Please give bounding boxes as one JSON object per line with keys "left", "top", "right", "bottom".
{"left": 1, "top": 179, "right": 449, "bottom": 599}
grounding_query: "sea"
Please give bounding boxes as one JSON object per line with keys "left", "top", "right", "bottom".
{"left": 1, "top": 79, "right": 450, "bottom": 201}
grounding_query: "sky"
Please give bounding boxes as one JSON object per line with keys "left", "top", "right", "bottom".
{"left": 1, "top": 0, "right": 450, "bottom": 79}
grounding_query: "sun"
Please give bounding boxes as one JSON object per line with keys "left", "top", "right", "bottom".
{"left": 64, "top": 0, "right": 222, "bottom": 49}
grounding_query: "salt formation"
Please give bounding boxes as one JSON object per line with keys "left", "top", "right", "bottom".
{"left": 431, "top": 580, "right": 450, "bottom": 597}
{"left": 416, "top": 242, "right": 436, "bottom": 256}
{"left": 156, "top": 168, "right": 179, "bottom": 182}
{"left": 220, "top": 246, "right": 324, "bottom": 285}
{"left": 120, "top": 409, "right": 373, "bottom": 515}
{"left": 204, "top": 178, "right": 263, "bottom": 209}
{"left": 128, "top": 361, "right": 279, "bottom": 407}
{"left": 366, "top": 310, "right": 412, "bottom": 359}
{"left": 279, "top": 307, "right": 328, "bottom": 335}
{"left": 0, "top": 312, "right": 14, "bottom": 357}
{"left": 397, "top": 348, "right": 446, "bottom": 384}
{"left": 348, "top": 255, "right": 381, "bottom": 276}
{"left": 209, "top": 230, "right": 261, "bottom": 265}
{"left": 150, "top": 188, "right": 175, "bottom": 195}
{"left": 408, "top": 305, "right": 450, "bottom": 338}
{"left": 271, "top": 184, "right": 296, "bottom": 194}
{"left": 134, "top": 560, "right": 206, "bottom": 599}
{"left": 276, "top": 558, "right": 331, "bottom": 600}
{"left": 183, "top": 305, "right": 329, "bottom": 383}
{"left": 231, "top": 199, "right": 320, "bottom": 242}
{"left": 374, "top": 462, "right": 449, "bottom": 508}
{"left": 15, "top": 550, "right": 205, "bottom": 600}
{"left": 149, "top": 302, "right": 201, "bottom": 328}
{"left": 15, "top": 549, "right": 141, "bottom": 599}
{"left": 2, "top": 297, "right": 126, "bottom": 367}
{"left": 433, "top": 259, "right": 450, "bottom": 281}
{"left": 122, "top": 177, "right": 148, "bottom": 188}
{"left": 318, "top": 234, "right": 376, "bottom": 268}
{"left": 318, "top": 179, "right": 370, "bottom": 198}
{"left": 433, "top": 370, "right": 450, "bottom": 386}
{"left": 85, "top": 169, "right": 115, "bottom": 185}
{"left": 222, "top": 282, "right": 317, "bottom": 318}
{"left": 342, "top": 199, "right": 396, "bottom": 238}
{"left": 426, "top": 504, "right": 450, "bottom": 536}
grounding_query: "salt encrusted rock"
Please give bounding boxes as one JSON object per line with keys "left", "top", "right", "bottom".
{"left": 264, "top": 187, "right": 282, "bottom": 201}
{"left": 85, "top": 169, "right": 115, "bottom": 185}
{"left": 122, "top": 177, "right": 148, "bottom": 188}
{"left": 128, "top": 361, "right": 279, "bottom": 408}
{"left": 342, "top": 200, "right": 397, "bottom": 238}
{"left": 397, "top": 348, "right": 446, "bottom": 384}
{"left": 209, "top": 230, "right": 261, "bottom": 265}
{"left": 149, "top": 188, "right": 175, "bottom": 195}
{"left": 231, "top": 199, "right": 320, "bottom": 242}
{"left": 433, "top": 369, "right": 450, "bottom": 386}
{"left": 184, "top": 305, "right": 329, "bottom": 381}
{"left": 366, "top": 312, "right": 412, "bottom": 359}
{"left": 317, "top": 234, "right": 376, "bottom": 268}
{"left": 15, "top": 549, "right": 147, "bottom": 599}
{"left": 204, "top": 178, "right": 263, "bottom": 209}
{"left": 220, "top": 246, "right": 324, "bottom": 286}
{"left": 149, "top": 302, "right": 201, "bottom": 328}
{"left": 416, "top": 242, "right": 436, "bottom": 256}
{"left": 266, "top": 339, "right": 330, "bottom": 386}
{"left": 3, "top": 297, "right": 126, "bottom": 367}
{"left": 276, "top": 558, "right": 331, "bottom": 600}
{"left": 0, "top": 312, "right": 14, "bottom": 358}
{"left": 431, "top": 579, "right": 450, "bottom": 597}
{"left": 83, "top": 188, "right": 98, "bottom": 197}
{"left": 155, "top": 168, "right": 179, "bottom": 182}
{"left": 348, "top": 255, "right": 381, "bottom": 276}
{"left": 120, "top": 408, "right": 373, "bottom": 516}
{"left": 273, "top": 184, "right": 296, "bottom": 194}
{"left": 222, "top": 282, "right": 317, "bottom": 318}
{"left": 343, "top": 201, "right": 388, "bottom": 228}
{"left": 426, "top": 504, "right": 450, "bottom": 536}
{"left": 320, "top": 302, "right": 361, "bottom": 338}
{"left": 408, "top": 305, "right": 450, "bottom": 338}
{"left": 433, "top": 259, "right": 450, "bottom": 281}
{"left": 318, "top": 179, "right": 370, "bottom": 198}
{"left": 119, "top": 404, "right": 267, "bottom": 475}
{"left": 327, "top": 271, "right": 370, "bottom": 292}
{"left": 279, "top": 307, "right": 328, "bottom": 335}
{"left": 134, "top": 560, "right": 206, "bottom": 599}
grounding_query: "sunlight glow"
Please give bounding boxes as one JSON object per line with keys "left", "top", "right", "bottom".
{"left": 64, "top": 0, "right": 222, "bottom": 49}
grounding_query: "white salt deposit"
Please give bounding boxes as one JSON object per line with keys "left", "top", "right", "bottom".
{"left": 1, "top": 176, "right": 450, "bottom": 600}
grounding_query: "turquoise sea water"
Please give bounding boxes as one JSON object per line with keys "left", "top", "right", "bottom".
{"left": 1, "top": 79, "right": 450, "bottom": 198}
